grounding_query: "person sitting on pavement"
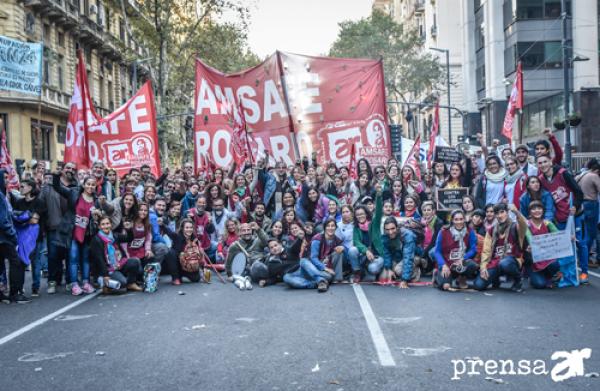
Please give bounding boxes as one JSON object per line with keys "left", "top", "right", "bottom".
{"left": 434, "top": 210, "right": 479, "bottom": 291}
{"left": 253, "top": 224, "right": 305, "bottom": 287}
{"left": 225, "top": 222, "right": 269, "bottom": 289}
{"left": 475, "top": 203, "right": 527, "bottom": 292}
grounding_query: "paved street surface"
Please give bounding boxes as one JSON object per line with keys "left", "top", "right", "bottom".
{"left": 1, "top": 273, "right": 600, "bottom": 391}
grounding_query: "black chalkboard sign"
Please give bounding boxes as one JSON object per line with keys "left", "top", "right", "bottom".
{"left": 436, "top": 187, "right": 469, "bottom": 211}
{"left": 435, "top": 146, "right": 461, "bottom": 163}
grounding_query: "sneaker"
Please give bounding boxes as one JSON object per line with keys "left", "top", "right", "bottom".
{"left": 0, "top": 292, "right": 10, "bottom": 304}
{"left": 244, "top": 277, "right": 253, "bottom": 290}
{"left": 10, "top": 293, "right": 31, "bottom": 304}
{"left": 71, "top": 283, "right": 83, "bottom": 296}
{"left": 510, "top": 280, "right": 524, "bottom": 293}
{"left": 47, "top": 281, "right": 57, "bottom": 294}
{"left": 31, "top": 288, "right": 39, "bottom": 297}
{"left": 580, "top": 273, "right": 589, "bottom": 285}
{"left": 317, "top": 280, "right": 329, "bottom": 293}
{"left": 233, "top": 276, "right": 246, "bottom": 290}
{"left": 352, "top": 271, "right": 362, "bottom": 284}
{"left": 82, "top": 282, "right": 95, "bottom": 294}
{"left": 172, "top": 278, "right": 181, "bottom": 286}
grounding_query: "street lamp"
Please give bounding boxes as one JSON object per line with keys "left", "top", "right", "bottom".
{"left": 430, "top": 47, "right": 452, "bottom": 144}
{"left": 132, "top": 56, "right": 153, "bottom": 94}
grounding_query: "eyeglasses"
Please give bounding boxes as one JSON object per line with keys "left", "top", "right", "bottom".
{"left": 376, "top": 170, "right": 385, "bottom": 174}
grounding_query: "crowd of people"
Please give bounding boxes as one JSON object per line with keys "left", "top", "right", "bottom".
{"left": 1, "top": 127, "right": 598, "bottom": 304}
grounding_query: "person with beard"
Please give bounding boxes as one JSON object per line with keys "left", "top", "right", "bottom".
{"left": 248, "top": 201, "right": 271, "bottom": 231}
{"left": 225, "top": 222, "right": 269, "bottom": 289}
{"left": 252, "top": 223, "right": 305, "bottom": 287}
{"left": 475, "top": 203, "right": 527, "bottom": 292}
{"left": 474, "top": 155, "right": 507, "bottom": 208}
{"left": 434, "top": 210, "right": 479, "bottom": 291}
{"left": 515, "top": 144, "right": 537, "bottom": 177}
{"left": 12, "top": 179, "right": 46, "bottom": 296}
{"left": 38, "top": 162, "right": 77, "bottom": 294}
{"left": 187, "top": 195, "right": 217, "bottom": 261}
{"left": 91, "top": 161, "right": 113, "bottom": 201}
{"left": 0, "top": 170, "right": 30, "bottom": 303}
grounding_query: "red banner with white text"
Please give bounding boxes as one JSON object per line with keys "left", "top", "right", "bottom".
{"left": 193, "top": 52, "right": 389, "bottom": 170}
{"left": 86, "top": 81, "right": 161, "bottom": 177}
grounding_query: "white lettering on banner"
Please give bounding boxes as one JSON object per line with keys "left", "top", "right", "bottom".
{"left": 66, "top": 120, "right": 85, "bottom": 147}
{"left": 263, "top": 80, "right": 288, "bottom": 121}
{"left": 326, "top": 126, "right": 363, "bottom": 162}
{"left": 287, "top": 72, "right": 323, "bottom": 116}
{"left": 531, "top": 230, "right": 574, "bottom": 263}
{"left": 296, "top": 131, "right": 313, "bottom": 157}
{"left": 196, "top": 78, "right": 219, "bottom": 115}
{"left": 88, "top": 140, "right": 99, "bottom": 162}
{"left": 269, "top": 135, "right": 292, "bottom": 165}
{"left": 104, "top": 142, "right": 130, "bottom": 166}
{"left": 129, "top": 94, "right": 150, "bottom": 132}
{"left": 237, "top": 85, "right": 260, "bottom": 124}
{"left": 212, "top": 130, "right": 232, "bottom": 167}
{"left": 214, "top": 86, "right": 237, "bottom": 117}
{"left": 109, "top": 112, "right": 126, "bottom": 135}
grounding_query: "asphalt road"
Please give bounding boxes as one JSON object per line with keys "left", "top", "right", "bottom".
{"left": 1, "top": 273, "right": 599, "bottom": 391}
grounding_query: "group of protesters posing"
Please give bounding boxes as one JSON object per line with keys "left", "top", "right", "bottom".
{"left": 0, "top": 127, "right": 598, "bottom": 303}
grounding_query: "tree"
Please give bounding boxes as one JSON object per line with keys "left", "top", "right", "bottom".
{"left": 329, "top": 10, "right": 443, "bottom": 104}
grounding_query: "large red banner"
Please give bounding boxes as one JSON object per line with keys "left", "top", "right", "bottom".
{"left": 86, "top": 81, "right": 161, "bottom": 177}
{"left": 193, "top": 52, "right": 389, "bottom": 169}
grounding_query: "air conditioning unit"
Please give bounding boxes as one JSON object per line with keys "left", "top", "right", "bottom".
{"left": 90, "top": 4, "right": 98, "bottom": 15}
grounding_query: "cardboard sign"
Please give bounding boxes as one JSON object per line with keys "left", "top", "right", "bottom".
{"left": 530, "top": 229, "right": 574, "bottom": 263}
{"left": 436, "top": 187, "right": 469, "bottom": 211}
{"left": 435, "top": 146, "right": 461, "bottom": 163}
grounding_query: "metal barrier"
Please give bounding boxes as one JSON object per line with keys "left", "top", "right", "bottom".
{"left": 571, "top": 153, "right": 599, "bottom": 173}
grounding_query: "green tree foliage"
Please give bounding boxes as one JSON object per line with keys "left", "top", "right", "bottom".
{"left": 329, "top": 9, "right": 443, "bottom": 103}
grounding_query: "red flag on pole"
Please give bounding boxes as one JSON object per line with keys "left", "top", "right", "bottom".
{"left": 427, "top": 101, "right": 440, "bottom": 167}
{"left": 348, "top": 143, "right": 358, "bottom": 180}
{"left": 502, "top": 62, "right": 523, "bottom": 141}
{"left": 0, "top": 129, "right": 20, "bottom": 192}
{"left": 404, "top": 135, "right": 422, "bottom": 181}
{"left": 64, "top": 50, "right": 99, "bottom": 168}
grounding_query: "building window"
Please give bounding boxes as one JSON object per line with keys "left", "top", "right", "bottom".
{"left": 58, "top": 32, "right": 65, "bottom": 48}
{"left": 516, "top": 0, "right": 569, "bottom": 19}
{"left": 30, "top": 120, "right": 53, "bottom": 161}
{"left": 517, "top": 41, "right": 562, "bottom": 69}
{"left": 43, "top": 48, "right": 50, "bottom": 85}
{"left": 43, "top": 23, "right": 51, "bottom": 44}
{"left": 56, "top": 125, "right": 67, "bottom": 144}
{"left": 119, "top": 18, "right": 126, "bottom": 41}
{"left": 58, "top": 55, "right": 64, "bottom": 91}
{"left": 476, "top": 65, "right": 486, "bottom": 92}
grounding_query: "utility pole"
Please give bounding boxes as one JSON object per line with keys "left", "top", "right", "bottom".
{"left": 561, "top": 0, "right": 571, "bottom": 167}
{"left": 430, "top": 47, "right": 452, "bottom": 144}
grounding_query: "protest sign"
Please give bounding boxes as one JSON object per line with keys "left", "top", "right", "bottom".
{"left": 531, "top": 229, "right": 574, "bottom": 263}
{"left": 0, "top": 35, "right": 42, "bottom": 95}
{"left": 436, "top": 187, "right": 469, "bottom": 211}
{"left": 435, "top": 146, "right": 461, "bottom": 163}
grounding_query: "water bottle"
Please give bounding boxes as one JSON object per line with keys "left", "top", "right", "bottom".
{"left": 97, "top": 277, "right": 121, "bottom": 290}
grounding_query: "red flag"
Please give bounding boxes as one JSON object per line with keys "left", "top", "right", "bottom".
{"left": 427, "top": 101, "right": 440, "bottom": 167}
{"left": 0, "top": 129, "right": 20, "bottom": 192}
{"left": 64, "top": 50, "right": 99, "bottom": 168}
{"left": 502, "top": 62, "right": 523, "bottom": 141}
{"left": 404, "top": 135, "right": 421, "bottom": 181}
{"left": 348, "top": 143, "right": 358, "bottom": 180}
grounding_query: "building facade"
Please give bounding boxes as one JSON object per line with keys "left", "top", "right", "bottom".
{"left": 376, "top": 0, "right": 600, "bottom": 153}
{"left": 0, "top": 0, "right": 152, "bottom": 169}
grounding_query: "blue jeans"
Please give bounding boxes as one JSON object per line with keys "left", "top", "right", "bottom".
{"left": 367, "top": 257, "right": 385, "bottom": 276}
{"left": 474, "top": 256, "right": 520, "bottom": 291}
{"left": 583, "top": 200, "right": 598, "bottom": 260}
{"left": 347, "top": 247, "right": 365, "bottom": 272}
{"left": 527, "top": 261, "right": 560, "bottom": 289}
{"left": 556, "top": 215, "right": 588, "bottom": 274}
{"left": 283, "top": 259, "right": 332, "bottom": 289}
{"left": 69, "top": 239, "right": 90, "bottom": 284}
{"left": 31, "top": 239, "right": 47, "bottom": 290}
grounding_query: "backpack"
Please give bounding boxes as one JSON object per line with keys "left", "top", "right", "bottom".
{"left": 179, "top": 239, "right": 203, "bottom": 272}
{"left": 400, "top": 219, "right": 426, "bottom": 246}
{"left": 143, "top": 262, "right": 161, "bottom": 293}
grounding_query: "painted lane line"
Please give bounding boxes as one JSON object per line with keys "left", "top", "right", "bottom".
{"left": 352, "top": 284, "right": 396, "bottom": 367}
{"left": 0, "top": 292, "right": 100, "bottom": 347}
{"left": 588, "top": 270, "right": 600, "bottom": 279}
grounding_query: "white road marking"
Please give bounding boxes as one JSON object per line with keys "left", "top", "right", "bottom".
{"left": 0, "top": 292, "right": 100, "bottom": 347}
{"left": 588, "top": 270, "right": 600, "bottom": 279}
{"left": 352, "top": 284, "right": 396, "bottom": 367}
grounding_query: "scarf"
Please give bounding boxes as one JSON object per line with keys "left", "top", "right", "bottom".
{"left": 98, "top": 230, "right": 117, "bottom": 269}
{"left": 358, "top": 220, "right": 370, "bottom": 231}
{"left": 484, "top": 167, "right": 508, "bottom": 183}
{"left": 449, "top": 226, "right": 468, "bottom": 259}
{"left": 505, "top": 170, "right": 523, "bottom": 185}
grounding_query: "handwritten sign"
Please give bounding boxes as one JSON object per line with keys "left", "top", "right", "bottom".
{"left": 530, "top": 229, "right": 574, "bottom": 263}
{"left": 435, "top": 146, "right": 461, "bottom": 163}
{"left": 436, "top": 187, "right": 469, "bottom": 211}
{"left": 0, "top": 35, "right": 42, "bottom": 95}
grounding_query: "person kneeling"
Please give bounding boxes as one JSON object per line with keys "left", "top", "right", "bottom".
{"left": 433, "top": 210, "right": 479, "bottom": 290}
{"left": 90, "top": 216, "right": 143, "bottom": 293}
{"left": 374, "top": 217, "right": 420, "bottom": 288}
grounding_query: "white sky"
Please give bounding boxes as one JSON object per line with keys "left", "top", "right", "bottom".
{"left": 245, "top": 0, "right": 373, "bottom": 58}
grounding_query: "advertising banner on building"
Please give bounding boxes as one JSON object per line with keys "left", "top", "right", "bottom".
{"left": 193, "top": 51, "right": 389, "bottom": 170}
{"left": 0, "top": 35, "right": 43, "bottom": 95}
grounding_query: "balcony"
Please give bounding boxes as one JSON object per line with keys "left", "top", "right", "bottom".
{"left": 23, "top": 0, "right": 78, "bottom": 29}
{"left": 99, "top": 32, "right": 123, "bottom": 61}
{"left": 79, "top": 15, "right": 104, "bottom": 48}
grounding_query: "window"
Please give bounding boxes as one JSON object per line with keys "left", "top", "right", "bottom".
{"left": 43, "top": 48, "right": 50, "bottom": 85}
{"left": 517, "top": 41, "right": 563, "bottom": 69}
{"left": 516, "top": 0, "right": 569, "bottom": 19}
{"left": 99, "top": 76, "right": 105, "bottom": 108}
{"left": 31, "top": 120, "right": 52, "bottom": 161}
{"left": 56, "top": 125, "right": 67, "bottom": 144}
{"left": 43, "top": 24, "right": 51, "bottom": 44}
{"left": 119, "top": 18, "right": 126, "bottom": 41}
{"left": 58, "top": 32, "right": 65, "bottom": 48}
{"left": 504, "top": 45, "right": 516, "bottom": 75}
{"left": 108, "top": 80, "right": 114, "bottom": 111}
{"left": 476, "top": 65, "right": 486, "bottom": 92}
{"left": 58, "top": 55, "right": 64, "bottom": 91}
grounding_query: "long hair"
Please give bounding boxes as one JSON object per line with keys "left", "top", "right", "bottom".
{"left": 134, "top": 201, "right": 152, "bottom": 233}
{"left": 120, "top": 192, "right": 139, "bottom": 222}
{"left": 525, "top": 176, "right": 543, "bottom": 201}
{"left": 223, "top": 217, "right": 240, "bottom": 242}
{"left": 177, "top": 218, "right": 197, "bottom": 242}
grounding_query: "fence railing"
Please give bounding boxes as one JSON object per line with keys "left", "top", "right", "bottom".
{"left": 571, "top": 153, "right": 598, "bottom": 173}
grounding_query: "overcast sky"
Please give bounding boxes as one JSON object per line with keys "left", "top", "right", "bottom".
{"left": 245, "top": 0, "right": 373, "bottom": 58}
